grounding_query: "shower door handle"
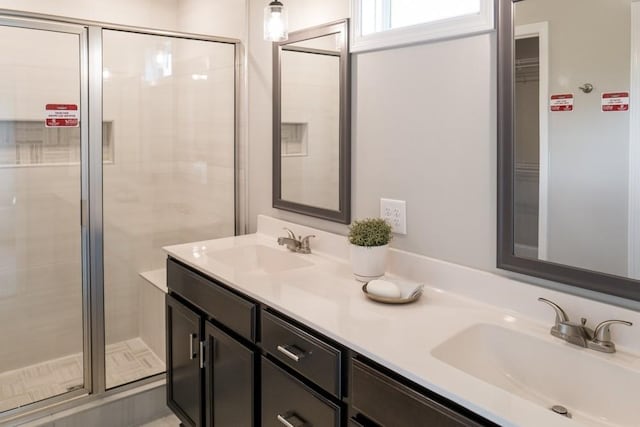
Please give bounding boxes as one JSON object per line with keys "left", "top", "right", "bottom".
{"left": 189, "top": 333, "right": 197, "bottom": 360}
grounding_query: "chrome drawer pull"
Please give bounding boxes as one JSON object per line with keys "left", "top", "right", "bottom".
{"left": 199, "top": 341, "right": 205, "bottom": 368}
{"left": 189, "top": 333, "right": 196, "bottom": 360}
{"left": 277, "top": 413, "right": 306, "bottom": 427}
{"left": 277, "top": 344, "right": 307, "bottom": 362}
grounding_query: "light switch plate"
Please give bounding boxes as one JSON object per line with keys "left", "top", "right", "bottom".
{"left": 380, "top": 198, "right": 407, "bottom": 234}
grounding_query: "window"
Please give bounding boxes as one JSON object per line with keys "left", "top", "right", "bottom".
{"left": 352, "top": 0, "right": 494, "bottom": 52}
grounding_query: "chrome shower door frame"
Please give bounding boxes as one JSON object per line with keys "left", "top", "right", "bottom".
{"left": 0, "top": 9, "right": 241, "bottom": 424}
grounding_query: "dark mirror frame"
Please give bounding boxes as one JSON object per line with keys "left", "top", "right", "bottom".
{"left": 497, "top": 0, "right": 640, "bottom": 301}
{"left": 272, "top": 19, "right": 351, "bottom": 224}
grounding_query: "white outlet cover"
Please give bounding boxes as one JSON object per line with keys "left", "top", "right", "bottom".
{"left": 380, "top": 198, "right": 407, "bottom": 235}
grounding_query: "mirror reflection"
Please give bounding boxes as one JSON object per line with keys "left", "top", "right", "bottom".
{"left": 273, "top": 19, "right": 350, "bottom": 224}
{"left": 280, "top": 33, "right": 341, "bottom": 211}
{"left": 513, "top": 0, "right": 638, "bottom": 280}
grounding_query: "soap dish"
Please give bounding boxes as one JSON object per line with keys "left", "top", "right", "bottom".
{"left": 362, "top": 283, "right": 423, "bottom": 305}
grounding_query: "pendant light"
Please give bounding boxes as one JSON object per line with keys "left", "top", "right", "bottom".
{"left": 264, "top": 0, "right": 288, "bottom": 42}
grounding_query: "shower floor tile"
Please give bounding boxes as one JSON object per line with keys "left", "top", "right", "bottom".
{"left": 0, "top": 337, "right": 164, "bottom": 414}
{"left": 105, "top": 338, "right": 165, "bottom": 388}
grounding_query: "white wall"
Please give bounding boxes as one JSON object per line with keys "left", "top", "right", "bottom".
{"left": 177, "top": 0, "right": 246, "bottom": 39}
{"left": 0, "top": 0, "right": 247, "bottom": 38}
{"left": 248, "top": 0, "right": 496, "bottom": 270}
{"left": 0, "top": 0, "right": 179, "bottom": 29}
{"left": 248, "top": 0, "right": 640, "bottom": 311}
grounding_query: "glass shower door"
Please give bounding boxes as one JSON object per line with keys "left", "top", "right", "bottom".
{"left": 102, "top": 30, "right": 236, "bottom": 388}
{"left": 0, "top": 21, "right": 88, "bottom": 412}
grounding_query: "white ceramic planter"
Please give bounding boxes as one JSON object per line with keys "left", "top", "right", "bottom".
{"left": 350, "top": 244, "right": 389, "bottom": 282}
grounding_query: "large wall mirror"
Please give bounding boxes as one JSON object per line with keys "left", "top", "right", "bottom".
{"left": 498, "top": 0, "right": 640, "bottom": 300}
{"left": 273, "top": 19, "right": 351, "bottom": 223}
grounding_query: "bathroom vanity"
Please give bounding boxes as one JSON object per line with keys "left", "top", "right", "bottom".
{"left": 164, "top": 216, "right": 640, "bottom": 427}
{"left": 165, "top": 256, "right": 490, "bottom": 427}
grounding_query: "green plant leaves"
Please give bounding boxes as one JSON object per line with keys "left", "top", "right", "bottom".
{"left": 348, "top": 218, "right": 393, "bottom": 247}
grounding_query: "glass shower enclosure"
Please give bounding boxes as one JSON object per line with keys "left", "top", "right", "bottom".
{"left": 0, "top": 13, "right": 238, "bottom": 420}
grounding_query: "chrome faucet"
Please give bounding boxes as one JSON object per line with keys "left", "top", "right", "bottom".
{"left": 538, "top": 297, "right": 632, "bottom": 353}
{"left": 277, "top": 228, "right": 315, "bottom": 254}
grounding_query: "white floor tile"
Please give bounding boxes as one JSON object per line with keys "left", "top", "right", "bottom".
{"left": 0, "top": 337, "right": 164, "bottom": 413}
{"left": 138, "top": 414, "right": 181, "bottom": 427}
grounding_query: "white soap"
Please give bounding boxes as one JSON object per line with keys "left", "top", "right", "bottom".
{"left": 367, "top": 279, "right": 401, "bottom": 298}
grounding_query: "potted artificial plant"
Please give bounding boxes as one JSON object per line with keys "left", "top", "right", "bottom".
{"left": 348, "top": 218, "right": 393, "bottom": 282}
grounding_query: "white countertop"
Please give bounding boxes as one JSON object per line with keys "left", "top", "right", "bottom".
{"left": 164, "top": 216, "right": 640, "bottom": 427}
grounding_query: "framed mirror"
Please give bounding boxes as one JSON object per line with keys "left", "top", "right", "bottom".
{"left": 498, "top": 0, "right": 640, "bottom": 301}
{"left": 273, "top": 19, "right": 351, "bottom": 223}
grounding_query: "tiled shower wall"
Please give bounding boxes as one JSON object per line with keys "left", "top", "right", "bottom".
{"left": 102, "top": 31, "right": 236, "bottom": 351}
{"left": 0, "top": 10, "right": 237, "bottom": 372}
{"left": 0, "top": 27, "right": 84, "bottom": 372}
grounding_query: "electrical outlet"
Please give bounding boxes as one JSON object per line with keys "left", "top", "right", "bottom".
{"left": 380, "top": 198, "right": 407, "bottom": 234}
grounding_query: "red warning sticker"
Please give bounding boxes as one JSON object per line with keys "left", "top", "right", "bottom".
{"left": 550, "top": 94, "right": 574, "bottom": 112}
{"left": 45, "top": 104, "right": 79, "bottom": 127}
{"left": 601, "top": 92, "right": 629, "bottom": 112}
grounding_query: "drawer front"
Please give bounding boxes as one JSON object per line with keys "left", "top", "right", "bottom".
{"left": 351, "top": 359, "right": 484, "bottom": 427}
{"left": 168, "top": 258, "right": 256, "bottom": 342}
{"left": 261, "top": 310, "right": 341, "bottom": 397}
{"left": 261, "top": 357, "right": 341, "bottom": 427}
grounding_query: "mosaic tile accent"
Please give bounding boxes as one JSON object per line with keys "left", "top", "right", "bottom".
{"left": 105, "top": 338, "right": 165, "bottom": 389}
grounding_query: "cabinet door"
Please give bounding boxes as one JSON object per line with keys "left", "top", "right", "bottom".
{"left": 205, "top": 321, "right": 255, "bottom": 427}
{"left": 166, "top": 295, "right": 203, "bottom": 427}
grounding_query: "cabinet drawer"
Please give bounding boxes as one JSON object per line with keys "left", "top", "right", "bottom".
{"left": 261, "top": 310, "right": 342, "bottom": 397}
{"left": 261, "top": 357, "right": 341, "bottom": 427}
{"left": 168, "top": 258, "right": 256, "bottom": 342}
{"left": 351, "top": 359, "right": 484, "bottom": 427}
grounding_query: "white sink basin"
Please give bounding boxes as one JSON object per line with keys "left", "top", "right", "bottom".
{"left": 206, "top": 244, "right": 313, "bottom": 274}
{"left": 431, "top": 323, "right": 640, "bottom": 426}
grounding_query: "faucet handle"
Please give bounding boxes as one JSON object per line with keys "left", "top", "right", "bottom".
{"left": 300, "top": 234, "right": 315, "bottom": 245}
{"left": 299, "top": 235, "right": 315, "bottom": 253}
{"left": 593, "top": 320, "right": 633, "bottom": 343}
{"left": 283, "top": 227, "right": 296, "bottom": 240}
{"left": 538, "top": 297, "right": 570, "bottom": 324}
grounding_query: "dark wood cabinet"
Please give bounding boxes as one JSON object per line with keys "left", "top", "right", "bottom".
{"left": 261, "top": 357, "right": 341, "bottom": 427}
{"left": 167, "top": 259, "right": 257, "bottom": 427}
{"left": 261, "top": 310, "right": 342, "bottom": 397}
{"left": 166, "top": 294, "right": 203, "bottom": 427}
{"left": 204, "top": 321, "right": 255, "bottom": 427}
{"left": 350, "top": 359, "right": 490, "bottom": 427}
{"left": 166, "top": 257, "right": 495, "bottom": 427}
{"left": 167, "top": 257, "right": 257, "bottom": 342}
